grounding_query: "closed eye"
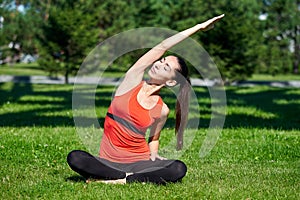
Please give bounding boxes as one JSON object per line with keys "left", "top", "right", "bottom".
{"left": 161, "top": 58, "right": 171, "bottom": 71}
{"left": 164, "top": 65, "right": 171, "bottom": 71}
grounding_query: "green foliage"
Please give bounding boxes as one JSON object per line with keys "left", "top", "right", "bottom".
{"left": 93, "top": 0, "right": 137, "bottom": 37}
{"left": 261, "top": 0, "right": 300, "bottom": 74}
{"left": 1, "top": 0, "right": 299, "bottom": 81}
{"left": 36, "top": 0, "right": 100, "bottom": 83}
{"left": 0, "top": 1, "right": 41, "bottom": 57}
{"left": 195, "top": 0, "right": 263, "bottom": 82}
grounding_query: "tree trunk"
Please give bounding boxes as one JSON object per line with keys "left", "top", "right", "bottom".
{"left": 293, "top": 44, "right": 299, "bottom": 74}
{"left": 65, "top": 68, "right": 69, "bottom": 84}
{"left": 293, "top": 61, "right": 299, "bottom": 74}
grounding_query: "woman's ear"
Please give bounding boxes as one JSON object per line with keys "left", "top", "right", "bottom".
{"left": 165, "top": 79, "right": 177, "bottom": 87}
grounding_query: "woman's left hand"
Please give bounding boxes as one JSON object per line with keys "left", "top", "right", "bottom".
{"left": 198, "top": 14, "right": 225, "bottom": 31}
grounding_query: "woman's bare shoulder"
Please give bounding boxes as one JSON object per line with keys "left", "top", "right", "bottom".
{"left": 114, "top": 78, "right": 142, "bottom": 97}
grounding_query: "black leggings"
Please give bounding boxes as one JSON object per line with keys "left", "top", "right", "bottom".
{"left": 67, "top": 150, "right": 187, "bottom": 184}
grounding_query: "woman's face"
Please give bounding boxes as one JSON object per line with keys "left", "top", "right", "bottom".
{"left": 148, "top": 56, "right": 180, "bottom": 85}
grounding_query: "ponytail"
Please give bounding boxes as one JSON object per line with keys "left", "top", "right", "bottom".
{"left": 175, "top": 57, "right": 191, "bottom": 150}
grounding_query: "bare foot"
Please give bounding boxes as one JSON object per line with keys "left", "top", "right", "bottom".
{"left": 85, "top": 173, "right": 133, "bottom": 185}
{"left": 86, "top": 178, "right": 126, "bottom": 184}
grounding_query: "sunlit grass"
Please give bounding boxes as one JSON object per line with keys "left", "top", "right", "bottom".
{"left": 0, "top": 62, "right": 125, "bottom": 78}
{"left": 1, "top": 63, "right": 300, "bottom": 82}
{"left": 0, "top": 82, "right": 299, "bottom": 199}
{"left": 250, "top": 73, "right": 300, "bottom": 81}
{"left": 0, "top": 62, "right": 46, "bottom": 76}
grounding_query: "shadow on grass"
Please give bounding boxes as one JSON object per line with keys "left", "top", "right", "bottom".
{"left": 190, "top": 86, "right": 300, "bottom": 130}
{"left": 0, "top": 81, "right": 299, "bottom": 130}
{"left": 161, "top": 86, "right": 300, "bottom": 130}
{"left": 66, "top": 175, "right": 86, "bottom": 183}
{"left": 0, "top": 81, "right": 112, "bottom": 127}
{"left": 225, "top": 87, "right": 300, "bottom": 130}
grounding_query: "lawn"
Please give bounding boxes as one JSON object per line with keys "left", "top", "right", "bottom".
{"left": 0, "top": 62, "right": 125, "bottom": 78}
{"left": 249, "top": 74, "right": 300, "bottom": 81}
{"left": 1, "top": 62, "right": 300, "bottom": 81}
{"left": 0, "top": 63, "right": 47, "bottom": 76}
{"left": 0, "top": 82, "right": 299, "bottom": 199}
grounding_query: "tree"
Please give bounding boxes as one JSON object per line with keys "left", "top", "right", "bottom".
{"left": 193, "top": 0, "right": 264, "bottom": 82}
{"left": 0, "top": 0, "right": 40, "bottom": 62}
{"left": 3, "top": 0, "right": 285, "bottom": 81}
{"left": 263, "top": 0, "right": 300, "bottom": 74}
{"left": 130, "top": 0, "right": 264, "bottom": 82}
{"left": 37, "top": 0, "right": 100, "bottom": 83}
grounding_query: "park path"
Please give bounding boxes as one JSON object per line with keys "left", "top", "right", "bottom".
{"left": 1, "top": 75, "right": 300, "bottom": 88}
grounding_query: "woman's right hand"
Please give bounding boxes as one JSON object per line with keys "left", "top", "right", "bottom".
{"left": 150, "top": 152, "right": 167, "bottom": 161}
{"left": 198, "top": 14, "right": 225, "bottom": 31}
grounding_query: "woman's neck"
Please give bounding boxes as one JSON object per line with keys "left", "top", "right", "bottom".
{"left": 143, "top": 80, "right": 164, "bottom": 96}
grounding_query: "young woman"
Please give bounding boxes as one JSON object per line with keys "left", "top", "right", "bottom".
{"left": 67, "top": 14, "right": 224, "bottom": 184}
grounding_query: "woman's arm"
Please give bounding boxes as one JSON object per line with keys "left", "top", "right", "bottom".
{"left": 129, "top": 14, "right": 225, "bottom": 74}
{"left": 148, "top": 103, "right": 169, "bottom": 161}
{"left": 116, "top": 14, "right": 225, "bottom": 95}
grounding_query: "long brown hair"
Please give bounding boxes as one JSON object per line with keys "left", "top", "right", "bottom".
{"left": 175, "top": 57, "right": 191, "bottom": 150}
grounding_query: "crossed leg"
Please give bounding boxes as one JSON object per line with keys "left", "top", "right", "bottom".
{"left": 67, "top": 150, "right": 187, "bottom": 184}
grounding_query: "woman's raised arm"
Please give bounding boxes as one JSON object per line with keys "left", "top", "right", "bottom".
{"left": 116, "top": 14, "right": 225, "bottom": 95}
{"left": 128, "top": 14, "right": 225, "bottom": 75}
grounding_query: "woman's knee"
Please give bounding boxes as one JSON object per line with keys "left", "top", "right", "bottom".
{"left": 172, "top": 160, "right": 187, "bottom": 179}
{"left": 67, "top": 150, "right": 88, "bottom": 168}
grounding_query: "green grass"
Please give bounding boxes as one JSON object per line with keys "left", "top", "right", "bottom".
{"left": 0, "top": 63, "right": 47, "bottom": 76}
{"left": 249, "top": 74, "right": 300, "bottom": 81}
{"left": 0, "top": 82, "right": 299, "bottom": 199}
{"left": 1, "top": 63, "right": 300, "bottom": 81}
{"left": 0, "top": 62, "right": 125, "bottom": 78}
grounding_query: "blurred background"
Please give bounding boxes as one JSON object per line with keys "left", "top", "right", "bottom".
{"left": 0, "top": 0, "right": 299, "bottom": 83}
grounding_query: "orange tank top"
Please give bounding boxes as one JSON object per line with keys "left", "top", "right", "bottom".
{"left": 99, "top": 81, "right": 163, "bottom": 163}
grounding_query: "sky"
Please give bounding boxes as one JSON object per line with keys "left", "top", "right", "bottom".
{"left": 0, "top": 1, "right": 26, "bottom": 13}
